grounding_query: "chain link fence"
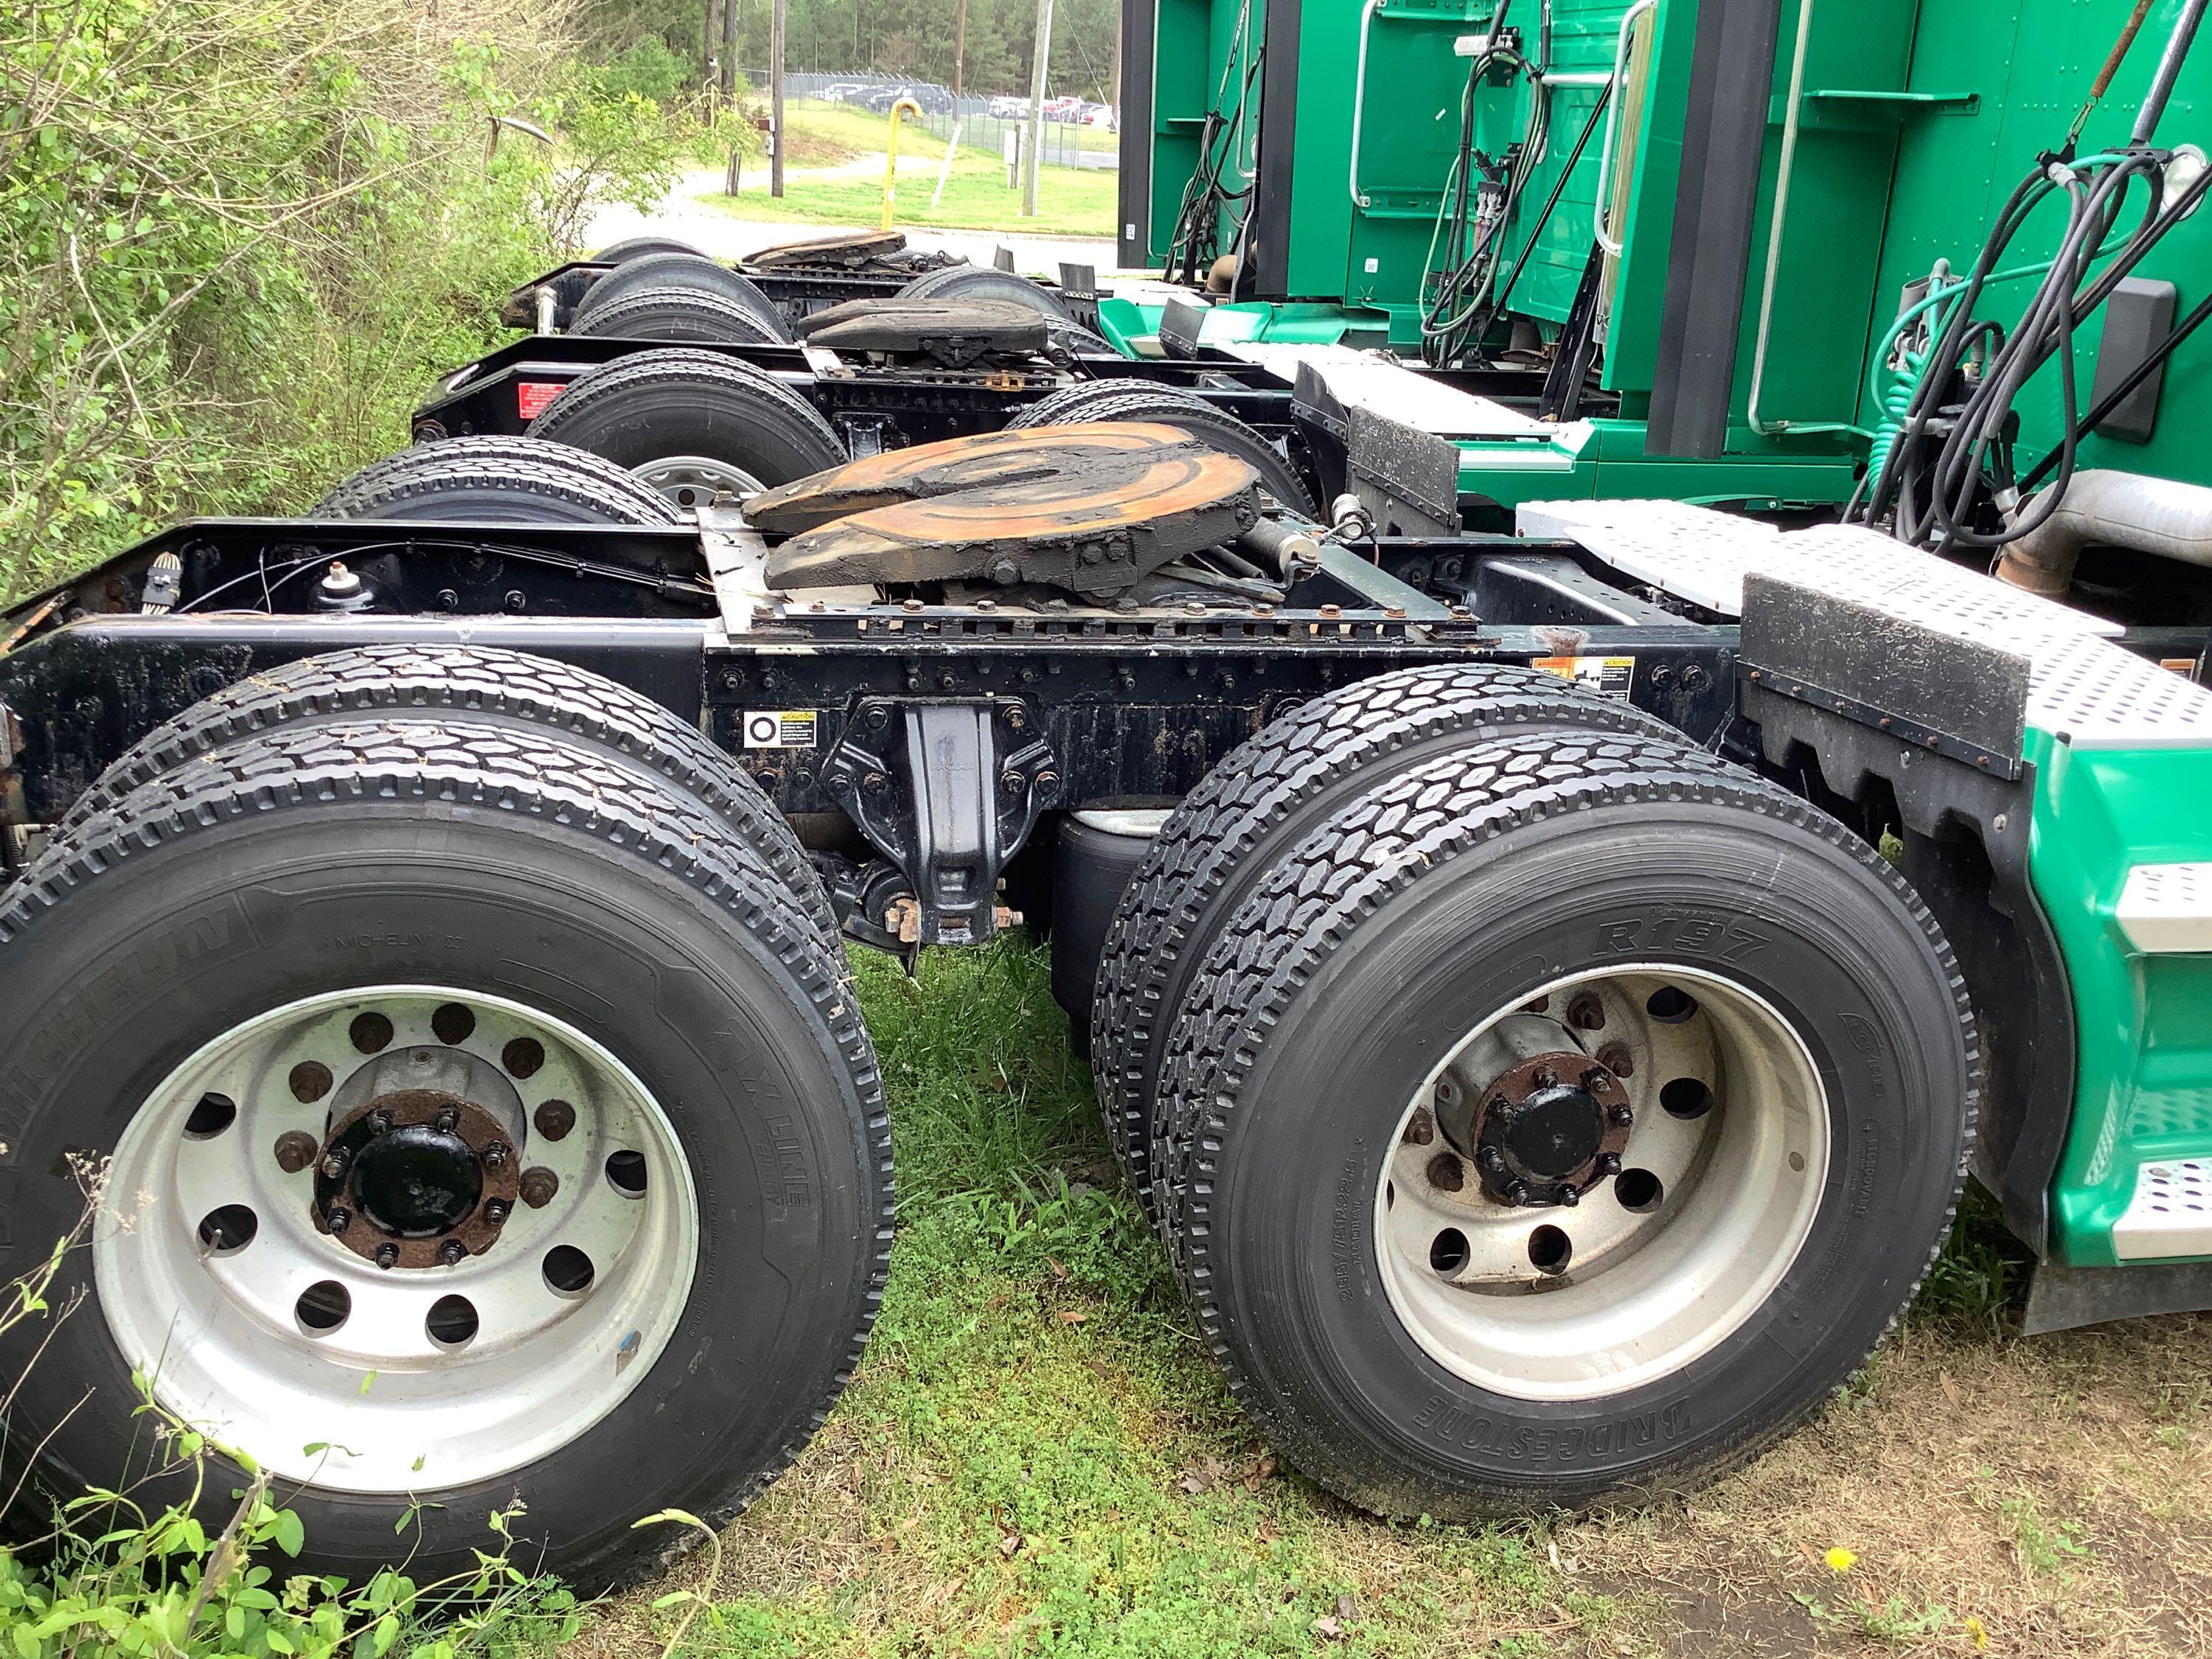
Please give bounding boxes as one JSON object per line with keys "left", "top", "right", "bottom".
{"left": 770, "top": 70, "right": 1117, "bottom": 172}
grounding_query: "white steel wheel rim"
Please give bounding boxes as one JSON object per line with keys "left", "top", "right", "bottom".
{"left": 96, "top": 986, "right": 700, "bottom": 1492}
{"left": 634, "top": 453, "right": 766, "bottom": 507}
{"left": 1374, "top": 964, "right": 1829, "bottom": 1402}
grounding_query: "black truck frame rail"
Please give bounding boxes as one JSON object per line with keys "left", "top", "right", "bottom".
{"left": 2, "top": 501, "right": 2207, "bottom": 1308}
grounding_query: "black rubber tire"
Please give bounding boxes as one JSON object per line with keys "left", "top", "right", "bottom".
{"left": 1149, "top": 728, "right": 1977, "bottom": 1520}
{"left": 528, "top": 349, "right": 846, "bottom": 490}
{"left": 0, "top": 720, "right": 891, "bottom": 1594}
{"left": 313, "top": 434, "right": 682, "bottom": 524}
{"left": 896, "top": 265, "right": 1078, "bottom": 325}
{"left": 572, "top": 285, "right": 784, "bottom": 345}
{"left": 1050, "top": 815, "right": 1158, "bottom": 1062}
{"left": 1009, "top": 385, "right": 1316, "bottom": 515}
{"left": 594, "top": 236, "right": 711, "bottom": 265}
{"left": 1007, "top": 378, "right": 1207, "bottom": 428}
{"left": 55, "top": 644, "right": 838, "bottom": 941}
{"left": 1092, "top": 664, "right": 1677, "bottom": 1200}
{"left": 575, "top": 251, "right": 792, "bottom": 341}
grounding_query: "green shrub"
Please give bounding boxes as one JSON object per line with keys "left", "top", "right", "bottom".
{"left": 0, "top": 0, "right": 698, "bottom": 603}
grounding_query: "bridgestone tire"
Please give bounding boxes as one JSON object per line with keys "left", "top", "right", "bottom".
{"left": 572, "top": 285, "right": 784, "bottom": 345}
{"left": 594, "top": 237, "right": 711, "bottom": 265}
{"left": 56, "top": 644, "right": 839, "bottom": 941}
{"left": 1009, "top": 386, "right": 1316, "bottom": 515}
{"left": 896, "top": 265, "right": 1079, "bottom": 325}
{"left": 1093, "top": 664, "right": 1677, "bottom": 1199}
{"left": 575, "top": 251, "right": 792, "bottom": 341}
{"left": 1151, "top": 729, "right": 1977, "bottom": 1518}
{"left": 528, "top": 349, "right": 846, "bottom": 491}
{"left": 0, "top": 721, "right": 891, "bottom": 1593}
{"left": 313, "top": 435, "right": 683, "bottom": 524}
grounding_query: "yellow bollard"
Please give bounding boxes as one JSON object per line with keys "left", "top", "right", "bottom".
{"left": 880, "top": 98, "right": 924, "bottom": 231}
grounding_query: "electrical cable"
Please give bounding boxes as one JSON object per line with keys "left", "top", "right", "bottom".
{"left": 2017, "top": 285, "right": 2212, "bottom": 495}
{"left": 1164, "top": 0, "right": 1261, "bottom": 288}
{"left": 1418, "top": 0, "right": 1555, "bottom": 366}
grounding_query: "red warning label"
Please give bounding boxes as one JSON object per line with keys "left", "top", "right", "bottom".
{"left": 516, "top": 381, "right": 564, "bottom": 420}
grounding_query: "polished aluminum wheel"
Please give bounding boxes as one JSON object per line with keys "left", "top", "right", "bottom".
{"left": 97, "top": 987, "right": 698, "bottom": 1491}
{"left": 1374, "top": 965, "right": 1827, "bottom": 1401}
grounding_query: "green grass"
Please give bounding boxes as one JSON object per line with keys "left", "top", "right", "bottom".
{"left": 700, "top": 100, "right": 1116, "bottom": 238}
{"left": 608, "top": 939, "right": 1613, "bottom": 1658}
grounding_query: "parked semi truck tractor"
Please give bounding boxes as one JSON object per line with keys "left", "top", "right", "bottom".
{"left": 1, "top": 0, "right": 2208, "bottom": 1596}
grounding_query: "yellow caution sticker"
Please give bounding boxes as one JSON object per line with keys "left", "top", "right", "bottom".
{"left": 1531, "top": 654, "right": 1635, "bottom": 699}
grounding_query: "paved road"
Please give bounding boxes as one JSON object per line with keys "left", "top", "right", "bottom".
{"left": 586, "top": 169, "right": 1120, "bottom": 280}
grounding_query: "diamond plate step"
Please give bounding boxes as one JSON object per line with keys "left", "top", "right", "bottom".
{"left": 1516, "top": 500, "right": 2212, "bottom": 751}
{"left": 2116, "top": 863, "right": 2212, "bottom": 953}
{"left": 2114, "top": 1159, "right": 2212, "bottom": 1261}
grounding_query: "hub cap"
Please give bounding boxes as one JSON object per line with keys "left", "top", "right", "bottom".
{"left": 1374, "top": 966, "right": 1828, "bottom": 1401}
{"left": 96, "top": 987, "right": 699, "bottom": 1491}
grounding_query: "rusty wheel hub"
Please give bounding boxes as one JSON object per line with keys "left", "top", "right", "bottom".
{"left": 1450, "top": 1051, "right": 1633, "bottom": 1208}
{"left": 314, "top": 1088, "right": 519, "bottom": 1267}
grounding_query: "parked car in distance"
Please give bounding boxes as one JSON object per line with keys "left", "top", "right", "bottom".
{"left": 990, "top": 95, "right": 1032, "bottom": 118}
{"left": 1081, "top": 102, "right": 1116, "bottom": 130}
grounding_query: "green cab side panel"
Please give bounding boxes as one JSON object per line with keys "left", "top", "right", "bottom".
{"left": 2028, "top": 731, "right": 2212, "bottom": 1267}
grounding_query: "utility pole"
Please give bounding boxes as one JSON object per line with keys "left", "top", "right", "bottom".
{"left": 953, "top": 0, "right": 968, "bottom": 98}
{"left": 771, "top": 0, "right": 788, "bottom": 197}
{"left": 1022, "top": 0, "right": 1054, "bottom": 217}
{"left": 720, "top": 0, "right": 740, "bottom": 98}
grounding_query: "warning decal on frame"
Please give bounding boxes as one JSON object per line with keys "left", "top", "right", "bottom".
{"left": 742, "top": 710, "right": 818, "bottom": 749}
{"left": 1531, "top": 655, "right": 1635, "bottom": 699}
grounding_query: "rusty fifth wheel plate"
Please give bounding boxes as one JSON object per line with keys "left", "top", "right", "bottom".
{"left": 796, "top": 297, "right": 1047, "bottom": 361}
{"left": 753, "top": 422, "right": 1261, "bottom": 597}
{"left": 744, "top": 228, "right": 908, "bottom": 268}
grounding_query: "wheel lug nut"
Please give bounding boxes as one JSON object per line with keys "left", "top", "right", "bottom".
{"left": 323, "top": 1207, "right": 351, "bottom": 1233}
{"left": 1567, "top": 994, "right": 1606, "bottom": 1031}
{"left": 534, "top": 1099, "right": 577, "bottom": 1141}
{"left": 366, "top": 1109, "right": 393, "bottom": 1135}
{"left": 1404, "top": 1107, "right": 1436, "bottom": 1147}
{"left": 433, "top": 1107, "right": 459, "bottom": 1133}
{"left": 1531, "top": 1065, "right": 1557, "bottom": 1090}
{"left": 1598, "top": 1042, "right": 1634, "bottom": 1079}
{"left": 1609, "top": 1103, "right": 1634, "bottom": 1127}
{"left": 1425, "top": 1152, "right": 1464, "bottom": 1193}
{"left": 484, "top": 1141, "right": 511, "bottom": 1169}
{"left": 273, "top": 1130, "right": 319, "bottom": 1174}
{"left": 319, "top": 1147, "right": 349, "bottom": 1179}
{"left": 483, "top": 1199, "right": 510, "bottom": 1225}
{"left": 439, "top": 1239, "right": 467, "bottom": 1266}
{"left": 1595, "top": 1152, "right": 1623, "bottom": 1177}
{"left": 520, "top": 1167, "right": 560, "bottom": 1208}
{"left": 1478, "top": 1146, "right": 1506, "bottom": 1173}
{"left": 1554, "top": 1185, "right": 1581, "bottom": 1207}
{"left": 1506, "top": 1180, "right": 1531, "bottom": 1207}
{"left": 374, "top": 1242, "right": 399, "bottom": 1270}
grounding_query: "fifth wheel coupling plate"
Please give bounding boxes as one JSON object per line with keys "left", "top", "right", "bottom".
{"left": 750, "top": 422, "right": 1260, "bottom": 597}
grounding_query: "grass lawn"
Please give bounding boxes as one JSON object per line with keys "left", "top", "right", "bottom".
{"left": 566, "top": 939, "right": 2212, "bottom": 1659}
{"left": 703, "top": 100, "right": 1116, "bottom": 239}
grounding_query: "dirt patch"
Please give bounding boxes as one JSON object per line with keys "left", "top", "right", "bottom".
{"left": 1564, "top": 1319, "right": 2212, "bottom": 1656}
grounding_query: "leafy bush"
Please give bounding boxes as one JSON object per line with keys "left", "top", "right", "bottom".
{"left": 0, "top": 0, "right": 696, "bottom": 603}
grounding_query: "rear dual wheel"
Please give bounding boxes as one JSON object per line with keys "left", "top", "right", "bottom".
{"left": 0, "top": 717, "right": 888, "bottom": 1591}
{"left": 1102, "top": 674, "right": 1978, "bottom": 1516}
